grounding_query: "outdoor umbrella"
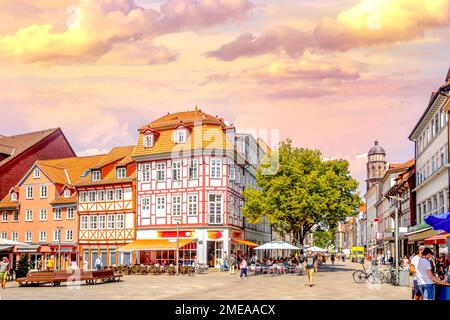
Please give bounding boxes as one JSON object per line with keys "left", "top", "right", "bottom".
{"left": 254, "top": 241, "right": 300, "bottom": 250}
{"left": 424, "top": 212, "right": 450, "bottom": 233}
{"left": 304, "top": 246, "right": 327, "bottom": 252}
{"left": 0, "top": 239, "right": 27, "bottom": 246}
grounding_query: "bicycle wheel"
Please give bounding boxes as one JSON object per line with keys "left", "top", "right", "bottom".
{"left": 353, "top": 270, "right": 366, "bottom": 284}
{"left": 383, "top": 271, "right": 392, "bottom": 284}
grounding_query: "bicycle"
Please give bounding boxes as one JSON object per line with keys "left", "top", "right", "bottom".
{"left": 353, "top": 262, "right": 384, "bottom": 284}
{"left": 383, "top": 266, "right": 399, "bottom": 285}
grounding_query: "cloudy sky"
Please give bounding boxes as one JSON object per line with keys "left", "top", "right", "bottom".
{"left": 1, "top": 0, "right": 449, "bottom": 195}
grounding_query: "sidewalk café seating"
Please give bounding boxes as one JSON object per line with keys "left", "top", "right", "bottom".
{"left": 16, "top": 270, "right": 122, "bottom": 287}
{"left": 194, "top": 263, "right": 208, "bottom": 274}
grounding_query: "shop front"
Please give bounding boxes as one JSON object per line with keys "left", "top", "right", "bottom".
{"left": 406, "top": 227, "right": 440, "bottom": 253}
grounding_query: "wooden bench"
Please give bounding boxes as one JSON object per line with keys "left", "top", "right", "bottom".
{"left": 16, "top": 270, "right": 123, "bottom": 287}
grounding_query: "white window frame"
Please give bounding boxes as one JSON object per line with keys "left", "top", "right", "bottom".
{"left": 67, "top": 207, "right": 74, "bottom": 220}
{"left": 143, "top": 134, "right": 154, "bottom": 148}
{"left": 39, "top": 209, "right": 47, "bottom": 221}
{"left": 208, "top": 193, "right": 223, "bottom": 224}
{"left": 25, "top": 232, "right": 32, "bottom": 243}
{"left": 80, "top": 216, "right": 88, "bottom": 230}
{"left": 156, "top": 196, "right": 166, "bottom": 211}
{"left": 97, "top": 190, "right": 105, "bottom": 202}
{"left": 64, "top": 189, "right": 71, "bottom": 198}
{"left": 39, "top": 231, "right": 47, "bottom": 242}
{"left": 172, "top": 195, "right": 182, "bottom": 216}
{"left": 91, "top": 170, "right": 101, "bottom": 181}
{"left": 99, "top": 215, "right": 106, "bottom": 230}
{"left": 79, "top": 191, "right": 87, "bottom": 203}
{"left": 142, "top": 197, "right": 150, "bottom": 212}
{"left": 116, "top": 167, "right": 127, "bottom": 179}
{"left": 106, "top": 189, "right": 114, "bottom": 201}
{"left": 11, "top": 192, "right": 17, "bottom": 201}
{"left": 11, "top": 232, "right": 18, "bottom": 242}
{"left": 156, "top": 163, "right": 166, "bottom": 182}
{"left": 88, "top": 191, "right": 96, "bottom": 202}
{"left": 66, "top": 229, "right": 73, "bottom": 242}
{"left": 54, "top": 208, "right": 62, "bottom": 220}
{"left": 0, "top": 232, "right": 7, "bottom": 240}
{"left": 107, "top": 215, "right": 115, "bottom": 229}
{"left": 188, "top": 159, "right": 198, "bottom": 180}
{"left": 40, "top": 185, "right": 48, "bottom": 199}
{"left": 115, "top": 188, "right": 123, "bottom": 201}
{"left": 229, "top": 164, "right": 235, "bottom": 181}
{"left": 53, "top": 229, "right": 61, "bottom": 242}
{"left": 1, "top": 211, "right": 7, "bottom": 222}
{"left": 34, "top": 168, "right": 40, "bottom": 179}
{"left": 25, "top": 210, "right": 33, "bottom": 222}
{"left": 188, "top": 194, "right": 198, "bottom": 216}
{"left": 174, "top": 129, "right": 187, "bottom": 144}
{"left": 142, "top": 164, "right": 151, "bottom": 182}
{"left": 26, "top": 186, "right": 33, "bottom": 199}
{"left": 172, "top": 160, "right": 182, "bottom": 181}
{"left": 89, "top": 215, "right": 98, "bottom": 230}
{"left": 116, "top": 214, "right": 125, "bottom": 229}
{"left": 210, "top": 158, "right": 222, "bottom": 179}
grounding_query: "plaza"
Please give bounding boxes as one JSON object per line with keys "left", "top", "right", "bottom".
{"left": 1, "top": 262, "right": 410, "bottom": 300}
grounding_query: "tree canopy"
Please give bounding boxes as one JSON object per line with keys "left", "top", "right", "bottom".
{"left": 243, "top": 139, "right": 361, "bottom": 245}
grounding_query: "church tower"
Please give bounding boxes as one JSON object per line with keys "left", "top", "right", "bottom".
{"left": 366, "top": 140, "right": 386, "bottom": 191}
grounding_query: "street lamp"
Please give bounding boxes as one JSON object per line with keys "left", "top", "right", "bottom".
{"left": 56, "top": 226, "right": 64, "bottom": 270}
{"left": 387, "top": 195, "right": 402, "bottom": 285}
{"left": 173, "top": 217, "right": 182, "bottom": 275}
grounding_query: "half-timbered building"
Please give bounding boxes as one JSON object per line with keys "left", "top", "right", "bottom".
{"left": 75, "top": 146, "right": 136, "bottom": 269}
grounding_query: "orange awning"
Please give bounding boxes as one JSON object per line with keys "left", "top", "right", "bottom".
{"left": 118, "top": 239, "right": 194, "bottom": 251}
{"left": 38, "top": 246, "right": 52, "bottom": 253}
{"left": 232, "top": 239, "right": 258, "bottom": 247}
{"left": 425, "top": 232, "right": 450, "bottom": 245}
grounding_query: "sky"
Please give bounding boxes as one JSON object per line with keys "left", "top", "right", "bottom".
{"left": 0, "top": 0, "right": 449, "bottom": 196}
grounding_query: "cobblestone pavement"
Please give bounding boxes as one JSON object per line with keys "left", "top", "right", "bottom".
{"left": 0, "top": 261, "right": 411, "bottom": 300}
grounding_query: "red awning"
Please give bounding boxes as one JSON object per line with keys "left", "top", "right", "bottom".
{"left": 425, "top": 232, "right": 450, "bottom": 245}
{"left": 38, "top": 246, "right": 53, "bottom": 253}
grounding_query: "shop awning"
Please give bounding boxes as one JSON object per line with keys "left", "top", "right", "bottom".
{"left": 232, "top": 239, "right": 259, "bottom": 247}
{"left": 0, "top": 245, "right": 13, "bottom": 252}
{"left": 425, "top": 232, "right": 450, "bottom": 245}
{"left": 117, "top": 239, "right": 195, "bottom": 251}
{"left": 38, "top": 246, "right": 52, "bottom": 253}
{"left": 407, "top": 228, "right": 439, "bottom": 242}
{"left": 15, "top": 244, "right": 39, "bottom": 253}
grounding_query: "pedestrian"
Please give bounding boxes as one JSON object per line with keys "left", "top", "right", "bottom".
{"left": 330, "top": 253, "right": 335, "bottom": 265}
{"left": 411, "top": 246, "right": 425, "bottom": 300}
{"left": 401, "top": 256, "right": 410, "bottom": 270}
{"left": 304, "top": 250, "right": 317, "bottom": 287}
{"left": 47, "top": 256, "right": 54, "bottom": 271}
{"left": 83, "top": 258, "right": 89, "bottom": 271}
{"left": 0, "top": 257, "right": 9, "bottom": 289}
{"left": 239, "top": 258, "right": 248, "bottom": 279}
{"left": 37, "top": 258, "right": 42, "bottom": 271}
{"left": 95, "top": 256, "right": 103, "bottom": 271}
{"left": 229, "top": 254, "right": 236, "bottom": 275}
{"left": 416, "top": 247, "right": 446, "bottom": 300}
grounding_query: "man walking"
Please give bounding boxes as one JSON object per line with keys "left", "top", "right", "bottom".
{"left": 229, "top": 254, "right": 236, "bottom": 275}
{"left": 239, "top": 258, "right": 248, "bottom": 279}
{"left": 411, "top": 246, "right": 425, "bottom": 300}
{"left": 0, "top": 257, "right": 9, "bottom": 289}
{"left": 304, "top": 250, "right": 317, "bottom": 287}
{"left": 416, "top": 247, "right": 446, "bottom": 300}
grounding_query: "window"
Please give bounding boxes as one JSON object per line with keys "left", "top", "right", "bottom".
{"left": 39, "top": 209, "right": 47, "bottom": 221}
{"left": 142, "top": 197, "right": 150, "bottom": 212}
{"left": 188, "top": 159, "right": 198, "bottom": 180}
{"left": 142, "top": 164, "right": 151, "bottom": 182}
{"left": 188, "top": 194, "right": 198, "bottom": 216}
{"left": 12, "top": 211, "right": 18, "bottom": 222}
{"left": 174, "top": 130, "right": 187, "bottom": 143}
{"left": 26, "top": 186, "right": 33, "bottom": 199}
{"left": 34, "top": 168, "right": 40, "bottom": 178}
{"left": 1, "top": 211, "right": 7, "bottom": 222}
{"left": 11, "top": 192, "right": 17, "bottom": 201}
{"left": 80, "top": 216, "right": 88, "bottom": 230}
{"left": 66, "top": 230, "right": 73, "bottom": 241}
{"left": 144, "top": 134, "right": 154, "bottom": 148}
{"left": 99, "top": 215, "right": 106, "bottom": 230}
{"left": 40, "top": 185, "right": 48, "bottom": 198}
{"left": 89, "top": 215, "right": 98, "bottom": 230}
{"left": 116, "top": 167, "right": 127, "bottom": 179}
{"left": 91, "top": 170, "right": 101, "bottom": 181}
{"left": 156, "top": 163, "right": 166, "bottom": 181}
{"left": 53, "top": 229, "right": 60, "bottom": 242}
{"left": 25, "top": 210, "right": 33, "bottom": 221}
{"left": 97, "top": 190, "right": 105, "bottom": 202}
{"left": 208, "top": 194, "right": 223, "bottom": 224}
{"left": 39, "top": 231, "right": 47, "bottom": 242}
{"left": 172, "top": 161, "right": 182, "bottom": 181}
{"left": 79, "top": 191, "right": 87, "bottom": 203}
{"left": 64, "top": 189, "right": 71, "bottom": 198}
{"left": 229, "top": 165, "right": 235, "bottom": 180}
{"left": 172, "top": 195, "right": 181, "bottom": 216}
{"left": 107, "top": 215, "right": 115, "bottom": 229}
{"left": 115, "top": 189, "right": 123, "bottom": 201}
{"left": 0, "top": 232, "right": 6, "bottom": 239}
{"left": 116, "top": 214, "right": 124, "bottom": 229}
{"left": 25, "top": 232, "right": 32, "bottom": 242}
{"left": 67, "top": 207, "right": 74, "bottom": 220}
{"left": 54, "top": 209, "right": 62, "bottom": 220}
{"left": 11, "top": 232, "right": 18, "bottom": 242}
{"left": 210, "top": 158, "right": 222, "bottom": 178}
{"left": 88, "top": 191, "right": 96, "bottom": 202}
{"left": 106, "top": 189, "right": 114, "bottom": 201}
{"left": 156, "top": 196, "right": 166, "bottom": 211}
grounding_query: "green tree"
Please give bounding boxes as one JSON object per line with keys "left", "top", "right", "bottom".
{"left": 15, "top": 254, "right": 31, "bottom": 278}
{"left": 312, "top": 229, "right": 335, "bottom": 249}
{"left": 243, "top": 139, "right": 361, "bottom": 245}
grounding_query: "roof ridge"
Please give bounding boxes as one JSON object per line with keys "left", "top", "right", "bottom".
{"left": 3, "top": 127, "right": 58, "bottom": 139}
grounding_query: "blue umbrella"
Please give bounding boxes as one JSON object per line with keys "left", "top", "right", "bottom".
{"left": 425, "top": 212, "right": 450, "bottom": 233}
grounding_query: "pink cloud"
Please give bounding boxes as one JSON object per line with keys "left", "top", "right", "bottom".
{"left": 207, "top": 0, "right": 450, "bottom": 60}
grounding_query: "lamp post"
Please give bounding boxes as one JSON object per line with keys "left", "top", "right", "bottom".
{"left": 173, "top": 217, "right": 181, "bottom": 275}
{"left": 56, "top": 226, "right": 64, "bottom": 270}
{"left": 387, "top": 195, "right": 402, "bottom": 285}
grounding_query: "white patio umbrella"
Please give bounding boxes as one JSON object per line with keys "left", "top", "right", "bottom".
{"left": 254, "top": 241, "right": 300, "bottom": 250}
{"left": 305, "top": 246, "right": 327, "bottom": 252}
{"left": 0, "top": 239, "right": 28, "bottom": 246}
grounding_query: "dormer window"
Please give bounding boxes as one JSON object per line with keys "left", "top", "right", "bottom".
{"left": 116, "top": 167, "right": 127, "bottom": 179}
{"left": 144, "top": 134, "right": 154, "bottom": 148}
{"left": 34, "top": 168, "right": 40, "bottom": 179}
{"left": 11, "top": 192, "right": 17, "bottom": 201}
{"left": 174, "top": 129, "right": 187, "bottom": 144}
{"left": 91, "top": 170, "right": 101, "bottom": 181}
{"left": 64, "top": 189, "right": 71, "bottom": 198}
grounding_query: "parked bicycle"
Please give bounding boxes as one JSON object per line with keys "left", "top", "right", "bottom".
{"left": 383, "top": 266, "right": 399, "bottom": 285}
{"left": 353, "top": 262, "right": 384, "bottom": 284}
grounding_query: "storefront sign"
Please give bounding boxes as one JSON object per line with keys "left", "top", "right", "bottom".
{"left": 207, "top": 231, "right": 223, "bottom": 240}
{"left": 157, "top": 231, "right": 195, "bottom": 238}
